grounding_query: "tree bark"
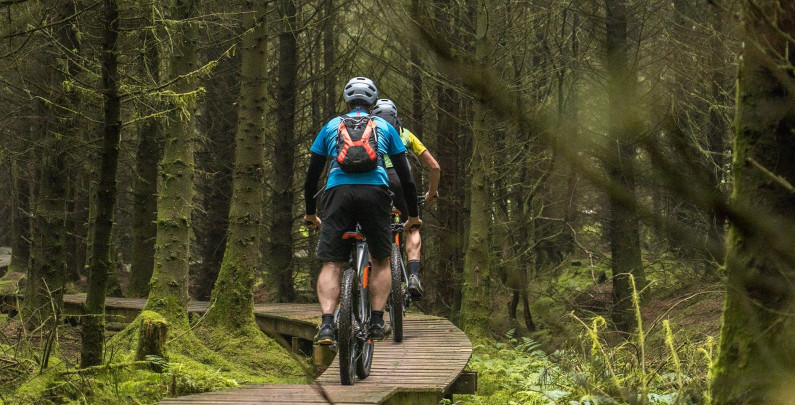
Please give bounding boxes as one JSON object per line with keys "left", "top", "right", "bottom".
{"left": 604, "top": 0, "right": 647, "bottom": 333}
{"left": 459, "top": 0, "right": 493, "bottom": 339}
{"left": 409, "top": 0, "right": 423, "bottom": 136}
{"left": 323, "top": 0, "right": 336, "bottom": 117}
{"left": 203, "top": 4, "right": 268, "bottom": 330}
{"left": 710, "top": 0, "right": 795, "bottom": 401}
{"left": 9, "top": 158, "right": 30, "bottom": 274}
{"left": 193, "top": 47, "right": 237, "bottom": 301}
{"left": 703, "top": 6, "right": 729, "bottom": 268}
{"left": 270, "top": 0, "right": 298, "bottom": 302}
{"left": 143, "top": 0, "right": 198, "bottom": 329}
{"left": 24, "top": 105, "right": 67, "bottom": 336}
{"left": 431, "top": 0, "right": 467, "bottom": 322}
{"left": 80, "top": 0, "right": 122, "bottom": 367}
{"left": 129, "top": 6, "right": 163, "bottom": 298}
{"left": 21, "top": 0, "right": 78, "bottom": 340}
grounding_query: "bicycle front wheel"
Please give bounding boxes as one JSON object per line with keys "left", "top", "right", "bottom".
{"left": 338, "top": 268, "right": 357, "bottom": 385}
{"left": 389, "top": 243, "right": 404, "bottom": 342}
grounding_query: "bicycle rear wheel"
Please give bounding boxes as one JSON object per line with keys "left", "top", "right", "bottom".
{"left": 355, "top": 281, "right": 373, "bottom": 379}
{"left": 388, "top": 243, "right": 404, "bottom": 342}
{"left": 338, "top": 268, "right": 357, "bottom": 385}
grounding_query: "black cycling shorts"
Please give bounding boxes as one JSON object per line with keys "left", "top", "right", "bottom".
{"left": 316, "top": 185, "right": 392, "bottom": 262}
{"left": 387, "top": 168, "right": 408, "bottom": 223}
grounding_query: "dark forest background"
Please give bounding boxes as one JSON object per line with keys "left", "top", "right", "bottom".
{"left": 1, "top": 0, "right": 794, "bottom": 403}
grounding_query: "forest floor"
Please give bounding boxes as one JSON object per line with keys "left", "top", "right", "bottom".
{"left": 456, "top": 255, "right": 724, "bottom": 404}
{"left": 1, "top": 249, "right": 725, "bottom": 404}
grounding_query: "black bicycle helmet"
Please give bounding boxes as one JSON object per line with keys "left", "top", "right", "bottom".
{"left": 371, "top": 98, "right": 400, "bottom": 129}
{"left": 372, "top": 99, "right": 398, "bottom": 116}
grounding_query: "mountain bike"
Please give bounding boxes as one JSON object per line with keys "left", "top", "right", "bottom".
{"left": 386, "top": 195, "right": 424, "bottom": 343}
{"left": 334, "top": 223, "right": 374, "bottom": 385}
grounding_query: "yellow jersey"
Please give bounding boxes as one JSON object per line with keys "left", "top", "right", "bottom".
{"left": 384, "top": 127, "right": 427, "bottom": 168}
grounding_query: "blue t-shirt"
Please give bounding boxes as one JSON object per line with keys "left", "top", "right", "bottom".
{"left": 311, "top": 108, "right": 406, "bottom": 190}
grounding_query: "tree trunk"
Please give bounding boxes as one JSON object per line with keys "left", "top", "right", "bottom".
{"left": 21, "top": 1, "right": 79, "bottom": 340}
{"left": 80, "top": 0, "right": 122, "bottom": 367}
{"left": 431, "top": 0, "right": 467, "bottom": 322}
{"left": 409, "top": 0, "right": 423, "bottom": 136}
{"left": 323, "top": 0, "right": 336, "bottom": 118}
{"left": 203, "top": 4, "right": 268, "bottom": 330}
{"left": 604, "top": 0, "right": 646, "bottom": 333}
{"left": 66, "top": 176, "right": 89, "bottom": 283}
{"left": 9, "top": 158, "right": 30, "bottom": 274}
{"left": 459, "top": 0, "right": 493, "bottom": 339}
{"left": 703, "top": 6, "right": 729, "bottom": 269}
{"left": 143, "top": 0, "right": 198, "bottom": 329}
{"left": 270, "top": 0, "right": 298, "bottom": 302}
{"left": 129, "top": 7, "right": 163, "bottom": 298}
{"left": 24, "top": 108, "right": 67, "bottom": 336}
{"left": 135, "top": 310, "right": 168, "bottom": 371}
{"left": 193, "top": 49, "right": 237, "bottom": 301}
{"left": 710, "top": 1, "right": 795, "bottom": 401}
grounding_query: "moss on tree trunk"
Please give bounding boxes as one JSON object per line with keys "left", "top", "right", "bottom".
{"left": 135, "top": 310, "right": 168, "bottom": 371}
{"left": 710, "top": 1, "right": 795, "bottom": 401}
{"left": 203, "top": 5, "right": 268, "bottom": 331}
{"left": 142, "top": 0, "right": 198, "bottom": 331}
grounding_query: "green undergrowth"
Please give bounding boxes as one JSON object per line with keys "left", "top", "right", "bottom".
{"left": 5, "top": 311, "right": 308, "bottom": 404}
{"left": 456, "top": 256, "right": 719, "bottom": 404}
{"left": 452, "top": 325, "right": 712, "bottom": 405}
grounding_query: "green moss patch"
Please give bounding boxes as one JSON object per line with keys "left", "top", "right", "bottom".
{"left": 6, "top": 309, "right": 308, "bottom": 404}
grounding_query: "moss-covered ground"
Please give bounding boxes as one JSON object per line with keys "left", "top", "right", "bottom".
{"left": 1, "top": 308, "right": 309, "bottom": 404}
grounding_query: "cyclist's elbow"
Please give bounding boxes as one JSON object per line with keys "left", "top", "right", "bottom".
{"left": 423, "top": 154, "right": 440, "bottom": 172}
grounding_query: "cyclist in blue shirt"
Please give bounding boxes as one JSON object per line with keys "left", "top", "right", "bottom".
{"left": 304, "top": 77, "right": 422, "bottom": 344}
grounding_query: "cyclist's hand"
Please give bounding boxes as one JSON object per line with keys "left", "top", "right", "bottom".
{"left": 424, "top": 191, "right": 438, "bottom": 204}
{"left": 404, "top": 216, "right": 422, "bottom": 230}
{"left": 304, "top": 214, "right": 321, "bottom": 231}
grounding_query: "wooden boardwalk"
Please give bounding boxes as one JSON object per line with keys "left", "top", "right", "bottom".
{"left": 4, "top": 294, "right": 474, "bottom": 404}
{"left": 162, "top": 316, "right": 472, "bottom": 404}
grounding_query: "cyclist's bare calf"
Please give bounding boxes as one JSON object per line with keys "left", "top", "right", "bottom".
{"left": 317, "top": 261, "right": 343, "bottom": 314}
{"left": 368, "top": 257, "right": 391, "bottom": 311}
{"left": 405, "top": 227, "right": 421, "bottom": 262}
{"left": 318, "top": 258, "right": 391, "bottom": 315}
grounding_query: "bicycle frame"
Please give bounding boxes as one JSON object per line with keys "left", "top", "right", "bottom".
{"left": 391, "top": 215, "right": 410, "bottom": 306}
{"left": 387, "top": 194, "right": 426, "bottom": 342}
{"left": 352, "top": 237, "right": 371, "bottom": 332}
{"left": 335, "top": 224, "right": 374, "bottom": 385}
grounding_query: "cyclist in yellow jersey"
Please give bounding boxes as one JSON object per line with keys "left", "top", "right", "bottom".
{"left": 371, "top": 99, "right": 440, "bottom": 298}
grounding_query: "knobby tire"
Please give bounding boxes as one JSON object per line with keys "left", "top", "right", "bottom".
{"left": 389, "top": 243, "right": 404, "bottom": 342}
{"left": 338, "top": 268, "right": 357, "bottom": 385}
{"left": 355, "top": 276, "right": 373, "bottom": 379}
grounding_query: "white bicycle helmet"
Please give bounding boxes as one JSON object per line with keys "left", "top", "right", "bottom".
{"left": 343, "top": 77, "right": 378, "bottom": 106}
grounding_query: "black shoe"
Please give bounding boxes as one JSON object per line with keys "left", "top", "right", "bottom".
{"left": 369, "top": 320, "right": 391, "bottom": 341}
{"left": 408, "top": 274, "right": 424, "bottom": 299}
{"left": 314, "top": 323, "right": 335, "bottom": 345}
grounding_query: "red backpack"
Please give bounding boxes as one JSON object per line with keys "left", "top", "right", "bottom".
{"left": 335, "top": 115, "right": 379, "bottom": 173}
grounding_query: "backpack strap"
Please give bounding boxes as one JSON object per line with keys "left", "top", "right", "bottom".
{"left": 336, "top": 117, "right": 378, "bottom": 165}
